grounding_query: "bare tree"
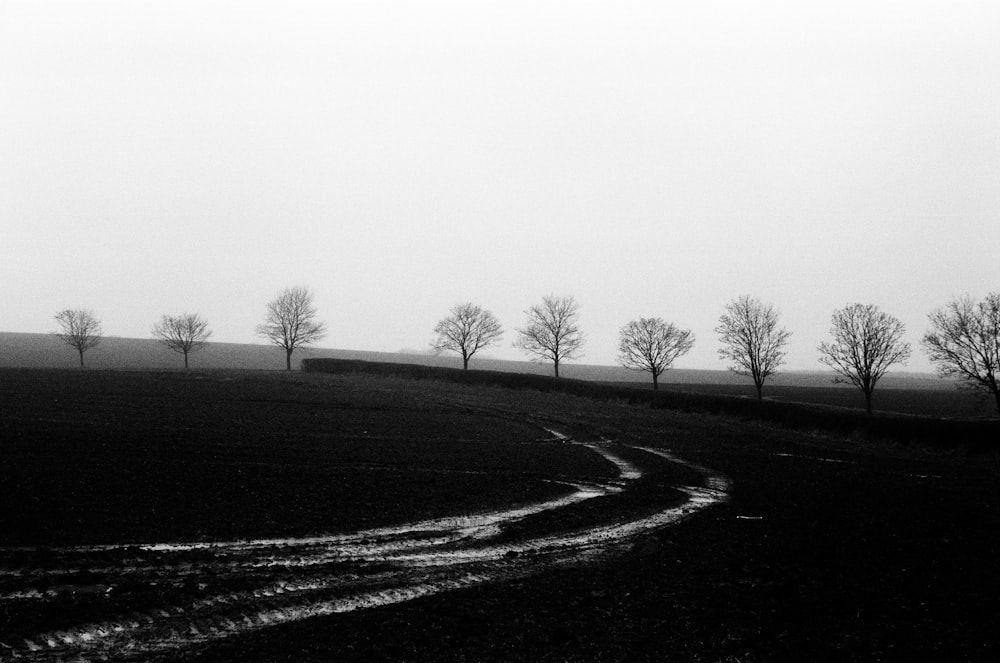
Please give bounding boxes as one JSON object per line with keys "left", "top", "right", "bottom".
{"left": 153, "top": 313, "right": 212, "bottom": 369}
{"left": 54, "top": 309, "right": 102, "bottom": 368}
{"left": 431, "top": 302, "right": 503, "bottom": 370}
{"left": 256, "top": 286, "right": 328, "bottom": 370}
{"left": 818, "top": 303, "right": 911, "bottom": 415}
{"left": 514, "top": 295, "right": 584, "bottom": 377}
{"left": 715, "top": 295, "right": 792, "bottom": 399}
{"left": 922, "top": 293, "right": 1000, "bottom": 414}
{"left": 618, "top": 317, "right": 694, "bottom": 390}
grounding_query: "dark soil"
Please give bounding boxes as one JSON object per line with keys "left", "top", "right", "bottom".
{"left": 0, "top": 369, "right": 609, "bottom": 546}
{"left": 191, "top": 407, "right": 1000, "bottom": 662}
{"left": 3, "top": 368, "right": 999, "bottom": 661}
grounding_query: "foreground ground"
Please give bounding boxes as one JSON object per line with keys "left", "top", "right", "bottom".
{"left": 2, "top": 368, "right": 999, "bottom": 661}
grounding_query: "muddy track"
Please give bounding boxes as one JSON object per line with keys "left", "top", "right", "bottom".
{"left": 0, "top": 426, "right": 729, "bottom": 662}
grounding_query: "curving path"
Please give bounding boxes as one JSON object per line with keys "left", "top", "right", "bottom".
{"left": 0, "top": 426, "right": 729, "bottom": 661}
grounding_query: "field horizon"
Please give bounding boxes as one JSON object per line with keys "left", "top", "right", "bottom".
{"left": 5, "top": 330, "right": 995, "bottom": 418}
{"left": 0, "top": 330, "right": 955, "bottom": 386}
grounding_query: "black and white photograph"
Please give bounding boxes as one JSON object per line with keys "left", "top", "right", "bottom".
{"left": 2, "top": 0, "right": 999, "bottom": 660}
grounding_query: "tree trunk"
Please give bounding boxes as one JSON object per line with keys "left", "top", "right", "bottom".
{"left": 462, "top": 355, "right": 469, "bottom": 371}
{"left": 865, "top": 390, "right": 873, "bottom": 416}
{"left": 652, "top": 372, "right": 658, "bottom": 391}
{"left": 285, "top": 348, "right": 293, "bottom": 371}
{"left": 755, "top": 381, "right": 763, "bottom": 400}
{"left": 78, "top": 348, "right": 85, "bottom": 368}
{"left": 183, "top": 350, "right": 189, "bottom": 369}
{"left": 994, "top": 388, "right": 1000, "bottom": 415}
{"left": 553, "top": 359, "right": 560, "bottom": 378}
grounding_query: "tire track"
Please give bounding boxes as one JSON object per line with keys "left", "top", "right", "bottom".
{"left": 2, "top": 427, "right": 729, "bottom": 661}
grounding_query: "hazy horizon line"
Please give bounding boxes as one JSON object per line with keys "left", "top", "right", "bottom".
{"left": 0, "top": 329, "right": 945, "bottom": 378}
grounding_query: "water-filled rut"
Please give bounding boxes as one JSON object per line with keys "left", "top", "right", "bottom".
{"left": 0, "top": 426, "right": 729, "bottom": 661}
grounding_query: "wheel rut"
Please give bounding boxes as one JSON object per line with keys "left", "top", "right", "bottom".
{"left": 1, "top": 425, "right": 729, "bottom": 661}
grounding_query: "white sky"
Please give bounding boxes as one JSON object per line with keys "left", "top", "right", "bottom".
{"left": 2, "top": 0, "right": 998, "bottom": 371}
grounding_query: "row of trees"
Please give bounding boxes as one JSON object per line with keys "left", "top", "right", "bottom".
{"left": 53, "top": 309, "right": 214, "bottom": 369}
{"left": 430, "top": 293, "right": 1000, "bottom": 415}
{"left": 429, "top": 295, "right": 784, "bottom": 392}
{"left": 52, "top": 287, "right": 322, "bottom": 371}
{"left": 52, "top": 289, "right": 1000, "bottom": 414}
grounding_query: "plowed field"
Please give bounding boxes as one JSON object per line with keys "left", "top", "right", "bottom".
{"left": 2, "top": 369, "right": 998, "bottom": 661}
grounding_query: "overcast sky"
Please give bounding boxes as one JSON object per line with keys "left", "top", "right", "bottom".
{"left": 2, "top": 0, "right": 998, "bottom": 372}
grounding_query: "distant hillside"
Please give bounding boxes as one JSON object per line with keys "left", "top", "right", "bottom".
{"left": 0, "top": 331, "right": 953, "bottom": 391}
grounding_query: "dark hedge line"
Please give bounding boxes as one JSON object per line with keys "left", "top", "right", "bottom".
{"left": 301, "top": 358, "right": 999, "bottom": 452}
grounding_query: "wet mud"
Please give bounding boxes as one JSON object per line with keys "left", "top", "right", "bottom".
{"left": 0, "top": 427, "right": 728, "bottom": 661}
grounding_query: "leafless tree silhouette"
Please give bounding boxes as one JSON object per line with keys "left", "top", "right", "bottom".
{"left": 431, "top": 303, "right": 503, "bottom": 370}
{"left": 923, "top": 293, "right": 1000, "bottom": 414}
{"left": 514, "top": 295, "right": 583, "bottom": 377}
{"left": 818, "top": 303, "right": 911, "bottom": 415}
{"left": 618, "top": 317, "right": 694, "bottom": 390}
{"left": 716, "top": 295, "right": 792, "bottom": 399}
{"left": 54, "top": 309, "right": 102, "bottom": 368}
{"left": 153, "top": 313, "right": 212, "bottom": 369}
{"left": 256, "top": 286, "right": 327, "bottom": 370}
